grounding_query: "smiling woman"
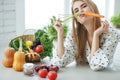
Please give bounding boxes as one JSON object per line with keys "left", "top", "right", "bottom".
{"left": 25, "top": 0, "right": 65, "bottom": 29}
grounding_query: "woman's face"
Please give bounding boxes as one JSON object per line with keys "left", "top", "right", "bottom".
{"left": 72, "top": 1, "right": 93, "bottom": 24}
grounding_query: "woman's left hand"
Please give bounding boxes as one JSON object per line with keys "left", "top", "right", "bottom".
{"left": 94, "top": 20, "right": 109, "bottom": 37}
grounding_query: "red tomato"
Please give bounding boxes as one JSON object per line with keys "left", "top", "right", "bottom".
{"left": 38, "top": 69, "right": 48, "bottom": 78}
{"left": 35, "top": 45, "right": 43, "bottom": 53}
{"left": 48, "top": 71, "right": 57, "bottom": 80}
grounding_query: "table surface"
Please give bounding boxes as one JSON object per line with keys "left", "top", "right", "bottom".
{"left": 0, "top": 43, "right": 120, "bottom": 80}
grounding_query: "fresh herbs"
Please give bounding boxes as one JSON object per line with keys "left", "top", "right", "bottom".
{"left": 110, "top": 13, "right": 120, "bottom": 28}
{"left": 9, "top": 38, "right": 28, "bottom": 52}
{"left": 46, "top": 18, "right": 68, "bottom": 39}
{"left": 34, "top": 29, "right": 53, "bottom": 58}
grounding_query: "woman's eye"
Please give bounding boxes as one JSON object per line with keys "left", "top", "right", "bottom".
{"left": 74, "top": 9, "right": 79, "bottom": 13}
{"left": 81, "top": 4, "right": 87, "bottom": 8}
{"left": 83, "top": 5, "right": 87, "bottom": 8}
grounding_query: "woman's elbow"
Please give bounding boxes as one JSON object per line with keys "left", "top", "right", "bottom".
{"left": 90, "top": 64, "right": 108, "bottom": 71}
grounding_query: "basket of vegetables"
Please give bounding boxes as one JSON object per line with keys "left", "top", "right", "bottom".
{"left": 9, "top": 30, "right": 39, "bottom": 62}
{"left": 9, "top": 33, "right": 41, "bottom": 62}
{"left": 9, "top": 28, "right": 54, "bottom": 63}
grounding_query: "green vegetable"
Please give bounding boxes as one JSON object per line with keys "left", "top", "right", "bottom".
{"left": 35, "top": 29, "right": 46, "bottom": 40}
{"left": 110, "top": 13, "right": 120, "bottom": 28}
{"left": 34, "top": 29, "right": 53, "bottom": 58}
{"left": 46, "top": 18, "right": 68, "bottom": 39}
{"left": 47, "top": 24, "right": 57, "bottom": 38}
{"left": 9, "top": 38, "right": 28, "bottom": 52}
{"left": 62, "top": 13, "right": 78, "bottom": 22}
{"left": 11, "top": 39, "right": 19, "bottom": 51}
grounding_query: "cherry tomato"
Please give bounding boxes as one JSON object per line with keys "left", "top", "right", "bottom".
{"left": 48, "top": 71, "right": 57, "bottom": 80}
{"left": 35, "top": 45, "right": 43, "bottom": 53}
{"left": 38, "top": 69, "right": 48, "bottom": 78}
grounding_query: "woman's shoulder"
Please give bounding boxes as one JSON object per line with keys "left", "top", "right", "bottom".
{"left": 108, "top": 26, "right": 119, "bottom": 33}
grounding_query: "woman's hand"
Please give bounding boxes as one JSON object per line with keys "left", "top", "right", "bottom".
{"left": 53, "top": 16, "right": 64, "bottom": 34}
{"left": 94, "top": 20, "right": 109, "bottom": 37}
{"left": 90, "top": 20, "right": 109, "bottom": 60}
{"left": 53, "top": 16, "right": 65, "bottom": 58}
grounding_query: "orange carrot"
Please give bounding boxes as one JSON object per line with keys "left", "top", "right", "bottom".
{"left": 28, "top": 53, "right": 31, "bottom": 59}
{"left": 83, "top": 11, "right": 104, "bottom": 18}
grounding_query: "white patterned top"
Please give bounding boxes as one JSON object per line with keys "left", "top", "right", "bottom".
{"left": 51, "top": 26, "right": 120, "bottom": 71}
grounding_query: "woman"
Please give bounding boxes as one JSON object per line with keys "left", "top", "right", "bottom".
{"left": 51, "top": 0, "right": 120, "bottom": 71}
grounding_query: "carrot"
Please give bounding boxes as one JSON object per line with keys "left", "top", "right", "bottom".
{"left": 27, "top": 53, "right": 30, "bottom": 59}
{"left": 83, "top": 11, "right": 104, "bottom": 18}
{"left": 28, "top": 48, "right": 35, "bottom": 59}
{"left": 31, "top": 53, "right": 35, "bottom": 59}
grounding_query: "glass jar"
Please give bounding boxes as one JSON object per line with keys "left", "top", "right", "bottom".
{"left": 23, "top": 63, "right": 34, "bottom": 75}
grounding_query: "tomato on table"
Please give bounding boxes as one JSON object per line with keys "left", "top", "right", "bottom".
{"left": 48, "top": 71, "right": 57, "bottom": 80}
{"left": 38, "top": 69, "right": 48, "bottom": 78}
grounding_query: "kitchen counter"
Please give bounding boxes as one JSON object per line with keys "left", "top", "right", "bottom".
{"left": 0, "top": 42, "right": 120, "bottom": 80}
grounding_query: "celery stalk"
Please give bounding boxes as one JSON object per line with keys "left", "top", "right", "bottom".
{"left": 62, "top": 13, "right": 78, "bottom": 22}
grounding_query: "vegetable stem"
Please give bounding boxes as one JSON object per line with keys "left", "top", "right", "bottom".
{"left": 19, "top": 38, "right": 23, "bottom": 52}
{"left": 62, "top": 13, "right": 78, "bottom": 22}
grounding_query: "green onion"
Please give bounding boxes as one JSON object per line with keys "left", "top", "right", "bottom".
{"left": 62, "top": 13, "right": 78, "bottom": 22}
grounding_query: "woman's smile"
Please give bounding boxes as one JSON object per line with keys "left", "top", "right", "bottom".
{"left": 79, "top": 14, "right": 85, "bottom": 18}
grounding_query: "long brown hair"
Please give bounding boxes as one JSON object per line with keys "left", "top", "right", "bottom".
{"left": 71, "top": 0, "right": 101, "bottom": 65}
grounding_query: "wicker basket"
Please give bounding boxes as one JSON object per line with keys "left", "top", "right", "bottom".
{"left": 8, "top": 29, "right": 41, "bottom": 63}
{"left": 9, "top": 34, "right": 35, "bottom": 46}
{"left": 9, "top": 29, "right": 36, "bottom": 46}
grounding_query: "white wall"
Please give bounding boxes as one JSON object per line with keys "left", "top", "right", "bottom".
{"left": 0, "top": 0, "right": 25, "bottom": 46}
{"left": 114, "top": 0, "right": 120, "bottom": 14}
{"left": 16, "top": 0, "right": 25, "bottom": 35}
{"left": 0, "top": 0, "right": 16, "bottom": 46}
{"left": 105, "top": 0, "right": 115, "bottom": 20}
{"left": 105, "top": 0, "right": 120, "bottom": 20}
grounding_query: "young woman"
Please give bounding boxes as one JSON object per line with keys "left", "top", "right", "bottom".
{"left": 51, "top": 0, "right": 120, "bottom": 71}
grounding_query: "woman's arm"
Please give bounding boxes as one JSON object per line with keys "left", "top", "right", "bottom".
{"left": 51, "top": 20, "right": 76, "bottom": 67}
{"left": 90, "top": 21, "right": 108, "bottom": 60}
{"left": 89, "top": 29, "right": 119, "bottom": 71}
{"left": 89, "top": 21, "right": 110, "bottom": 71}
{"left": 90, "top": 33, "right": 99, "bottom": 60}
{"left": 51, "top": 33, "right": 76, "bottom": 67}
{"left": 57, "top": 31, "right": 64, "bottom": 58}
{"left": 89, "top": 21, "right": 120, "bottom": 71}
{"left": 53, "top": 21, "right": 65, "bottom": 58}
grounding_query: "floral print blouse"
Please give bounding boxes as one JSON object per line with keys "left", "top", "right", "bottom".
{"left": 51, "top": 26, "right": 120, "bottom": 71}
